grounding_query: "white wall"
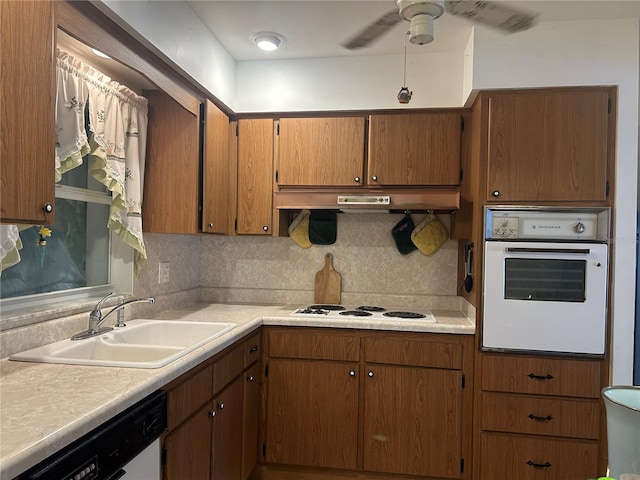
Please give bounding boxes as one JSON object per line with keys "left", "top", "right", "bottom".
{"left": 235, "top": 52, "right": 464, "bottom": 112}
{"left": 472, "top": 19, "right": 639, "bottom": 384}
{"left": 98, "top": 0, "right": 237, "bottom": 108}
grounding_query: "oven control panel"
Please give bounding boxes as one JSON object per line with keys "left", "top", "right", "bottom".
{"left": 485, "top": 207, "right": 610, "bottom": 242}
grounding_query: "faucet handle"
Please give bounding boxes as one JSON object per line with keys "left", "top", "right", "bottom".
{"left": 91, "top": 292, "right": 116, "bottom": 320}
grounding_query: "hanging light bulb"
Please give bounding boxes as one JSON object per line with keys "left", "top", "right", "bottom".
{"left": 397, "top": 31, "right": 413, "bottom": 104}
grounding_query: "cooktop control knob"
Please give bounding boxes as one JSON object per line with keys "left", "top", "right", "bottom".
{"left": 574, "top": 222, "right": 586, "bottom": 234}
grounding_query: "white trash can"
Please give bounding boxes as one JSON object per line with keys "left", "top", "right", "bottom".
{"left": 602, "top": 386, "right": 640, "bottom": 479}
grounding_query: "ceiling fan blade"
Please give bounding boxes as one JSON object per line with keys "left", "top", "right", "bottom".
{"left": 445, "top": 1, "right": 537, "bottom": 33}
{"left": 341, "top": 9, "right": 403, "bottom": 50}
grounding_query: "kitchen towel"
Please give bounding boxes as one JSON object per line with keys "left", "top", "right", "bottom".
{"left": 391, "top": 214, "right": 418, "bottom": 255}
{"left": 411, "top": 212, "right": 449, "bottom": 256}
{"left": 308, "top": 210, "right": 337, "bottom": 245}
{"left": 288, "top": 209, "right": 312, "bottom": 248}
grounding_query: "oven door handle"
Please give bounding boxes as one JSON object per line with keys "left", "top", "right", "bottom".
{"left": 505, "top": 247, "right": 591, "bottom": 255}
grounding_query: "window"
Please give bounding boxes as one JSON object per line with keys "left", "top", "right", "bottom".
{"left": 0, "top": 158, "right": 132, "bottom": 311}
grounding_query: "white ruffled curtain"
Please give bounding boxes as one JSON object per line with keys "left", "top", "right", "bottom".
{"left": 0, "top": 49, "right": 148, "bottom": 273}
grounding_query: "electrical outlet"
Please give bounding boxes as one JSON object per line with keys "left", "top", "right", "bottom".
{"left": 158, "top": 262, "right": 170, "bottom": 284}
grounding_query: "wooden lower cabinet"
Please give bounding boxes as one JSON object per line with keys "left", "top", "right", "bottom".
{"left": 363, "top": 365, "right": 462, "bottom": 478}
{"left": 262, "top": 328, "right": 473, "bottom": 479}
{"left": 265, "top": 359, "right": 359, "bottom": 469}
{"left": 479, "top": 433, "right": 599, "bottom": 479}
{"left": 475, "top": 353, "right": 607, "bottom": 479}
{"left": 163, "top": 330, "right": 263, "bottom": 480}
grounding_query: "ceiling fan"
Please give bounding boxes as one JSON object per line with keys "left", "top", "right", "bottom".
{"left": 342, "top": 0, "right": 538, "bottom": 49}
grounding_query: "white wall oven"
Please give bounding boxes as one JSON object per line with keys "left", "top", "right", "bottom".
{"left": 482, "top": 207, "right": 610, "bottom": 356}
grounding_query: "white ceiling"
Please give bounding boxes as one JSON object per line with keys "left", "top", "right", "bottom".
{"left": 187, "top": 0, "right": 640, "bottom": 61}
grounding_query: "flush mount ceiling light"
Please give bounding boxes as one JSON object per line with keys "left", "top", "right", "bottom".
{"left": 252, "top": 32, "right": 286, "bottom": 51}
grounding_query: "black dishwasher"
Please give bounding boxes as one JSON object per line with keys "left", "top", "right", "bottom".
{"left": 14, "top": 390, "right": 167, "bottom": 480}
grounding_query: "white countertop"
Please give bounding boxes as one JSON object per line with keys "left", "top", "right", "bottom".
{"left": 0, "top": 303, "right": 474, "bottom": 479}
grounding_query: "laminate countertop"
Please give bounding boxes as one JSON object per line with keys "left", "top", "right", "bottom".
{"left": 0, "top": 303, "right": 474, "bottom": 480}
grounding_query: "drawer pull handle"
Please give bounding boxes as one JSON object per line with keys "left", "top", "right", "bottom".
{"left": 526, "top": 460, "right": 552, "bottom": 468}
{"left": 528, "top": 373, "right": 554, "bottom": 380}
{"left": 249, "top": 346, "right": 259, "bottom": 354}
{"left": 528, "top": 413, "right": 553, "bottom": 421}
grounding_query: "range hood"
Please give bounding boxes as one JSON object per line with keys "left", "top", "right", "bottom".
{"left": 273, "top": 187, "right": 460, "bottom": 212}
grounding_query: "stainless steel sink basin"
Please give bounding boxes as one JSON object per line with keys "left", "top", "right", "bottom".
{"left": 10, "top": 320, "right": 236, "bottom": 368}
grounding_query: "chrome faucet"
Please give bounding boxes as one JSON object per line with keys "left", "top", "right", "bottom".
{"left": 71, "top": 292, "right": 156, "bottom": 340}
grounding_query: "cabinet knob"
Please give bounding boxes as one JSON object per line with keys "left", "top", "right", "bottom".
{"left": 249, "top": 345, "right": 259, "bottom": 354}
{"left": 367, "top": 371, "right": 374, "bottom": 378}
{"left": 492, "top": 190, "right": 500, "bottom": 197}
{"left": 217, "top": 402, "right": 224, "bottom": 410}
{"left": 349, "top": 370, "right": 356, "bottom": 377}
{"left": 209, "top": 410, "right": 216, "bottom": 417}
{"left": 208, "top": 222, "right": 214, "bottom": 228}
{"left": 43, "top": 202, "right": 53, "bottom": 213}
{"left": 354, "top": 176, "right": 360, "bottom": 183}
{"left": 371, "top": 175, "right": 378, "bottom": 182}
{"left": 262, "top": 225, "right": 269, "bottom": 232}
{"left": 247, "top": 375, "right": 255, "bottom": 382}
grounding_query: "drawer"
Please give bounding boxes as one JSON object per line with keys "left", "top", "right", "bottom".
{"left": 268, "top": 329, "right": 359, "bottom": 361}
{"left": 480, "top": 433, "right": 599, "bottom": 479}
{"left": 167, "top": 364, "right": 213, "bottom": 430}
{"left": 213, "top": 342, "right": 244, "bottom": 394}
{"left": 364, "top": 336, "right": 462, "bottom": 370}
{"left": 482, "top": 354, "right": 602, "bottom": 398}
{"left": 244, "top": 331, "right": 262, "bottom": 368}
{"left": 481, "top": 393, "right": 601, "bottom": 439}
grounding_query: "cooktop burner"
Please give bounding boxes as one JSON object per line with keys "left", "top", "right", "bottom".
{"left": 339, "top": 310, "right": 372, "bottom": 317}
{"left": 383, "top": 311, "right": 427, "bottom": 319}
{"left": 356, "top": 306, "right": 386, "bottom": 312}
{"left": 290, "top": 305, "right": 435, "bottom": 322}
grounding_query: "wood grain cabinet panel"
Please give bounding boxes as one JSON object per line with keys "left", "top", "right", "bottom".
{"left": 1, "top": 0, "right": 56, "bottom": 224}
{"left": 486, "top": 90, "right": 611, "bottom": 202}
{"left": 276, "top": 117, "right": 366, "bottom": 186}
{"left": 237, "top": 118, "right": 274, "bottom": 234}
{"left": 163, "top": 404, "right": 212, "bottom": 480}
{"left": 202, "top": 99, "right": 234, "bottom": 234}
{"left": 143, "top": 90, "right": 200, "bottom": 233}
{"left": 481, "top": 393, "right": 600, "bottom": 439}
{"left": 268, "top": 329, "right": 359, "bottom": 361}
{"left": 213, "top": 343, "right": 244, "bottom": 394}
{"left": 364, "top": 336, "right": 462, "bottom": 369}
{"left": 244, "top": 331, "right": 262, "bottom": 368}
{"left": 212, "top": 375, "right": 244, "bottom": 480}
{"left": 368, "top": 113, "right": 462, "bottom": 186}
{"left": 265, "top": 359, "right": 359, "bottom": 469}
{"left": 167, "top": 364, "right": 213, "bottom": 430}
{"left": 481, "top": 354, "right": 601, "bottom": 398}
{"left": 480, "top": 433, "right": 599, "bottom": 480}
{"left": 242, "top": 363, "right": 261, "bottom": 480}
{"left": 363, "top": 365, "right": 462, "bottom": 478}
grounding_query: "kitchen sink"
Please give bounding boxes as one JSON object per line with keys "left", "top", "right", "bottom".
{"left": 9, "top": 320, "right": 237, "bottom": 368}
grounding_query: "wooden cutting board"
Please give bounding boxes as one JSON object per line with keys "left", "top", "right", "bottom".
{"left": 314, "top": 253, "right": 342, "bottom": 304}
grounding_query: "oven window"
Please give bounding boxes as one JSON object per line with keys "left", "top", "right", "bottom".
{"left": 504, "top": 258, "right": 586, "bottom": 302}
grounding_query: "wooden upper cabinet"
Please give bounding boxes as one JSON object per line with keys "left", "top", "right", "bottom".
{"left": 486, "top": 90, "right": 611, "bottom": 202}
{"left": 276, "top": 117, "right": 366, "bottom": 186}
{"left": 368, "top": 113, "right": 462, "bottom": 186}
{"left": 143, "top": 90, "right": 200, "bottom": 234}
{"left": 237, "top": 118, "right": 273, "bottom": 234}
{"left": 202, "top": 100, "right": 234, "bottom": 235}
{"left": 1, "top": 0, "right": 56, "bottom": 224}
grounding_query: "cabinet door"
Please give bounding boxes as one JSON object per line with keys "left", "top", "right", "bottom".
{"left": 242, "top": 363, "right": 260, "bottom": 480}
{"left": 202, "top": 99, "right": 235, "bottom": 234}
{"left": 143, "top": 90, "right": 200, "bottom": 233}
{"left": 363, "top": 365, "right": 462, "bottom": 478}
{"left": 1, "top": 0, "right": 56, "bottom": 224}
{"left": 265, "top": 359, "right": 359, "bottom": 469}
{"left": 211, "top": 374, "right": 244, "bottom": 480}
{"left": 486, "top": 91, "right": 610, "bottom": 202}
{"left": 276, "top": 117, "right": 365, "bottom": 186}
{"left": 368, "top": 113, "right": 461, "bottom": 186}
{"left": 237, "top": 118, "right": 273, "bottom": 234}
{"left": 163, "top": 404, "right": 212, "bottom": 480}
